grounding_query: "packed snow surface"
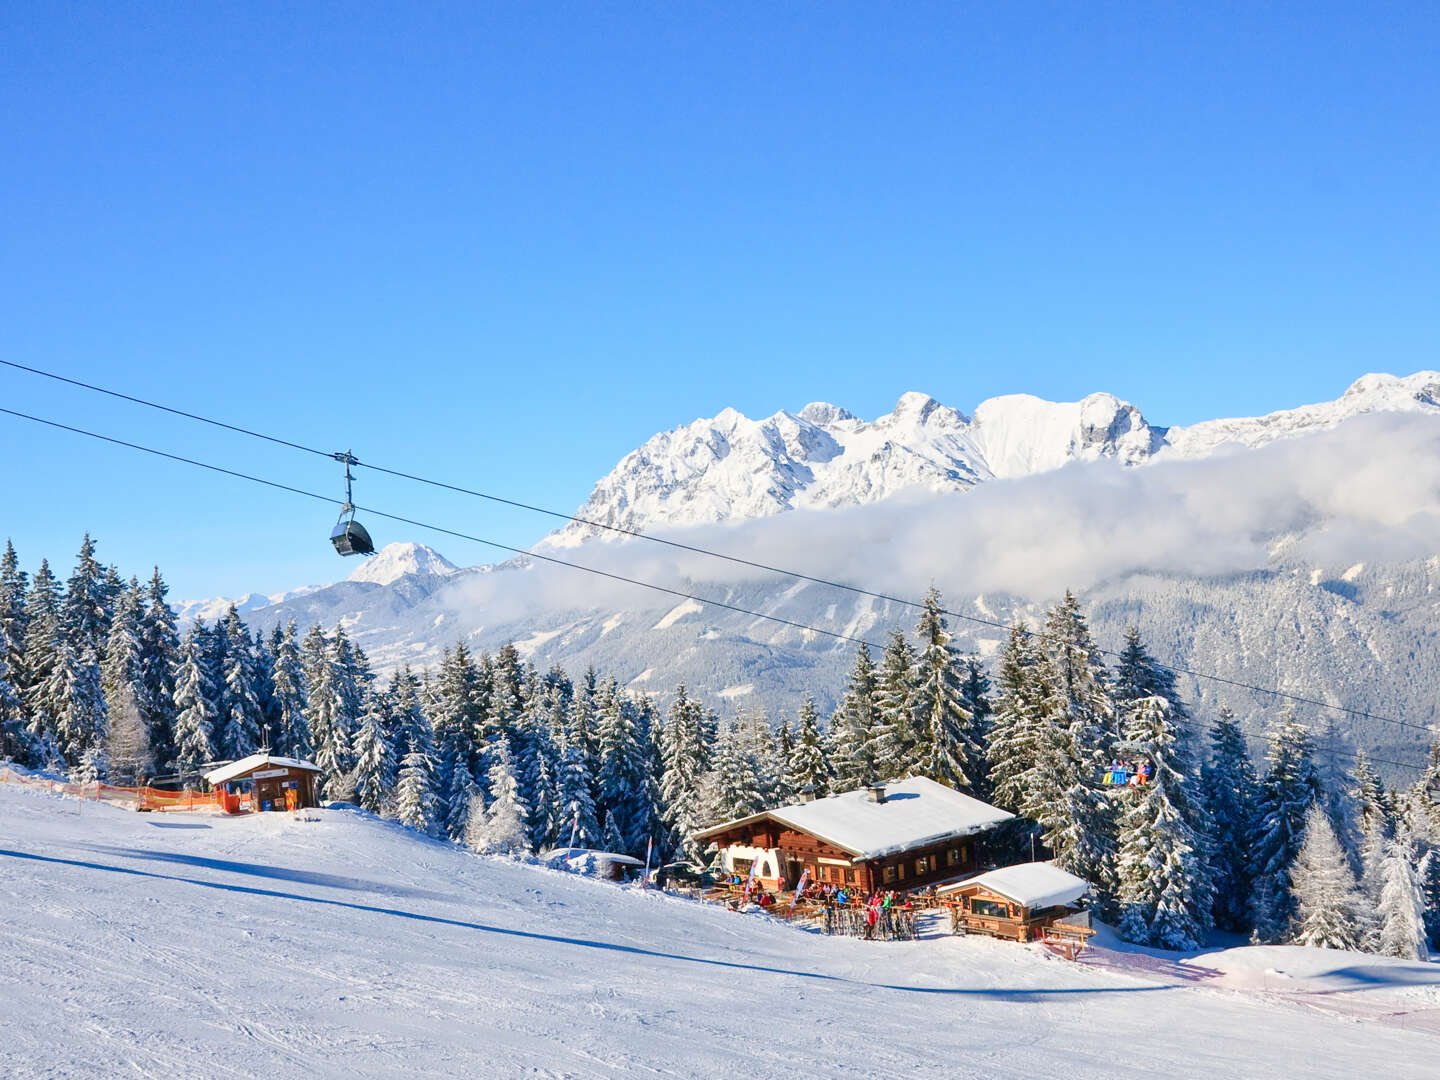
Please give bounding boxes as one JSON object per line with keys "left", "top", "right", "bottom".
{"left": 1, "top": 785, "right": 1436, "bottom": 1078}
{"left": 695, "top": 776, "right": 1016, "bottom": 859}
{"left": 937, "top": 862, "right": 1090, "bottom": 910}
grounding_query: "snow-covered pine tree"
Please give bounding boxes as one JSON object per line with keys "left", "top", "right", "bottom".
{"left": 829, "top": 641, "right": 880, "bottom": 789}
{"left": 1114, "top": 695, "right": 1214, "bottom": 949}
{"left": 519, "top": 714, "right": 560, "bottom": 852}
{"left": 394, "top": 749, "right": 438, "bottom": 835}
{"left": 137, "top": 568, "right": 180, "bottom": 766}
{"left": 171, "top": 629, "right": 218, "bottom": 779}
{"left": 867, "top": 629, "right": 919, "bottom": 779}
{"left": 0, "top": 541, "right": 28, "bottom": 696}
{"left": 556, "top": 733, "right": 601, "bottom": 849}
{"left": 1036, "top": 595, "right": 1116, "bottom": 905}
{"left": 1249, "top": 710, "right": 1320, "bottom": 943}
{"left": 909, "top": 587, "right": 982, "bottom": 791}
{"left": 659, "top": 683, "right": 714, "bottom": 863}
{"left": 61, "top": 534, "right": 111, "bottom": 659}
{"left": 786, "top": 696, "right": 833, "bottom": 800}
{"left": 0, "top": 612, "right": 26, "bottom": 763}
{"left": 21, "top": 559, "right": 62, "bottom": 754}
{"left": 351, "top": 691, "right": 397, "bottom": 814}
{"left": 102, "top": 580, "right": 152, "bottom": 783}
{"left": 1202, "top": 706, "right": 1260, "bottom": 933}
{"left": 305, "top": 627, "right": 362, "bottom": 800}
{"left": 44, "top": 639, "right": 108, "bottom": 768}
{"left": 595, "top": 685, "right": 652, "bottom": 856}
{"left": 267, "top": 621, "right": 310, "bottom": 758}
{"left": 217, "top": 606, "right": 263, "bottom": 761}
{"left": 1291, "top": 803, "right": 1366, "bottom": 950}
{"left": 985, "top": 624, "right": 1046, "bottom": 816}
{"left": 1376, "top": 830, "right": 1431, "bottom": 960}
{"left": 470, "top": 735, "right": 531, "bottom": 855}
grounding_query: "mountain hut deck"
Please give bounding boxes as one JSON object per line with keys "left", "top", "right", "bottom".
{"left": 936, "top": 861, "right": 1091, "bottom": 943}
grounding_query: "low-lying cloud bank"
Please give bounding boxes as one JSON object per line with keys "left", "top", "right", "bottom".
{"left": 439, "top": 412, "right": 1440, "bottom": 621}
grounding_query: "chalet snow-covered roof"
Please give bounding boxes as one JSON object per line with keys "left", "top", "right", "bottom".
{"left": 692, "top": 777, "right": 1014, "bottom": 861}
{"left": 937, "top": 861, "right": 1089, "bottom": 910}
{"left": 203, "top": 754, "right": 322, "bottom": 786}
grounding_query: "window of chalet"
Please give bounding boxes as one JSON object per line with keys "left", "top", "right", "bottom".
{"left": 733, "top": 858, "right": 753, "bottom": 877}
{"left": 915, "top": 855, "right": 931, "bottom": 876}
{"left": 970, "top": 898, "right": 1008, "bottom": 918}
{"left": 946, "top": 848, "right": 959, "bottom": 867}
{"left": 844, "top": 868, "right": 856, "bottom": 884}
{"left": 882, "top": 865, "right": 898, "bottom": 885}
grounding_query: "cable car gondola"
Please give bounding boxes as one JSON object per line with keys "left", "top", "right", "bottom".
{"left": 330, "top": 450, "right": 375, "bottom": 556}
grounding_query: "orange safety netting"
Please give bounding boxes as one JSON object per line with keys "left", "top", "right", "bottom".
{"left": 0, "top": 767, "right": 219, "bottom": 811}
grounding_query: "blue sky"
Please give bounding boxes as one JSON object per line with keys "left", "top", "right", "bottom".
{"left": 2, "top": 2, "right": 1436, "bottom": 600}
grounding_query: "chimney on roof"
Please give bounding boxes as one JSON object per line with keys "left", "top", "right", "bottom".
{"left": 867, "top": 783, "right": 887, "bottom": 804}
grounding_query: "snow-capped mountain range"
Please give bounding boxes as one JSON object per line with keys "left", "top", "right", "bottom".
{"left": 208, "top": 373, "right": 1440, "bottom": 775}
{"left": 543, "top": 371, "right": 1440, "bottom": 546}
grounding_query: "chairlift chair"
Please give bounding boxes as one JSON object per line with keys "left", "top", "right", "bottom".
{"left": 330, "top": 450, "right": 376, "bottom": 557}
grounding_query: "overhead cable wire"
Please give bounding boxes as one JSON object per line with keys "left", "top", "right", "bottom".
{"left": 0, "top": 406, "right": 885, "bottom": 652}
{"left": 3, "top": 358, "right": 1436, "bottom": 738}
{"left": 2, "top": 405, "right": 1434, "bottom": 776}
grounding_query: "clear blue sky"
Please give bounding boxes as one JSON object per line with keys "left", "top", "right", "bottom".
{"left": 2, "top": 2, "right": 1436, "bottom": 600}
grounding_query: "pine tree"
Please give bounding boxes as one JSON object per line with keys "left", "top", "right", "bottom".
{"left": 268, "top": 621, "right": 310, "bottom": 758}
{"left": 786, "top": 696, "right": 832, "bottom": 799}
{"left": 595, "top": 686, "right": 653, "bottom": 856}
{"left": 829, "top": 642, "right": 880, "bottom": 789}
{"left": 910, "top": 587, "right": 982, "bottom": 791}
{"left": 867, "top": 629, "right": 919, "bottom": 778}
{"left": 1114, "top": 695, "right": 1214, "bottom": 949}
{"left": 138, "top": 569, "right": 180, "bottom": 766}
{"left": 21, "top": 560, "right": 62, "bottom": 752}
{"left": 44, "top": 640, "right": 108, "bottom": 766}
{"left": 171, "top": 630, "right": 218, "bottom": 779}
{"left": 986, "top": 624, "right": 1047, "bottom": 816}
{"left": 304, "top": 627, "right": 361, "bottom": 799}
{"left": 659, "top": 683, "right": 713, "bottom": 862}
{"left": 1249, "top": 711, "right": 1320, "bottom": 942}
{"left": 102, "top": 581, "right": 152, "bottom": 783}
{"left": 1291, "top": 804, "right": 1366, "bottom": 950}
{"left": 62, "top": 534, "right": 111, "bottom": 658}
{"left": 469, "top": 736, "right": 531, "bottom": 855}
{"left": 1376, "top": 831, "right": 1431, "bottom": 960}
{"left": 394, "top": 749, "right": 437, "bottom": 835}
{"left": 557, "top": 734, "right": 601, "bottom": 848}
{"left": 217, "top": 606, "right": 262, "bottom": 761}
{"left": 351, "top": 691, "right": 397, "bottom": 814}
{"left": 0, "top": 614, "right": 27, "bottom": 763}
{"left": 1202, "top": 707, "right": 1260, "bottom": 933}
{"left": 0, "top": 540, "right": 28, "bottom": 697}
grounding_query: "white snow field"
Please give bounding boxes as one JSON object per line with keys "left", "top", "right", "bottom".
{"left": 2, "top": 785, "right": 1436, "bottom": 1079}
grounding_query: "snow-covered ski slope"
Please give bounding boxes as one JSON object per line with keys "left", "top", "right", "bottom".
{"left": 2, "top": 785, "right": 1435, "bottom": 1079}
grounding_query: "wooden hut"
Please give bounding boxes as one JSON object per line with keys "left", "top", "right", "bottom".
{"left": 203, "top": 754, "right": 322, "bottom": 814}
{"left": 936, "top": 861, "right": 1090, "bottom": 942}
{"left": 691, "top": 777, "right": 1014, "bottom": 894}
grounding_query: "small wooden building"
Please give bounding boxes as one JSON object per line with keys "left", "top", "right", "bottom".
{"left": 203, "top": 754, "right": 322, "bottom": 814}
{"left": 542, "top": 848, "right": 646, "bottom": 882}
{"left": 936, "top": 861, "right": 1090, "bottom": 941}
{"left": 691, "top": 777, "right": 1015, "bottom": 894}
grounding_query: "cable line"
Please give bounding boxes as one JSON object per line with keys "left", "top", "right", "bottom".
{"left": 3, "top": 359, "right": 1436, "bottom": 737}
{"left": 2, "top": 404, "right": 1433, "bottom": 776}
{"left": 0, "top": 406, "right": 885, "bottom": 652}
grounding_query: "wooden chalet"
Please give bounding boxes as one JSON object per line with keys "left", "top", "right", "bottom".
{"left": 691, "top": 777, "right": 1014, "bottom": 894}
{"left": 936, "top": 861, "right": 1090, "bottom": 942}
{"left": 203, "top": 754, "right": 322, "bottom": 814}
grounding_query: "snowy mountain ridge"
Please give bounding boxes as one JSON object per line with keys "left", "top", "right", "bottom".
{"left": 346, "top": 541, "right": 459, "bottom": 587}
{"left": 544, "top": 371, "right": 1440, "bottom": 546}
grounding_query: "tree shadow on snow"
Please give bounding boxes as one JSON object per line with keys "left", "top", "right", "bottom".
{"left": 0, "top": 848, "right": 1164, "bottom": 1000}
{"left": 71, "top": 844, "right": 455, "bottom": 903}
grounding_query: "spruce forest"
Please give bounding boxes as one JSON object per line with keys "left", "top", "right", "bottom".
{"left": 2, "top": 534, "right": 1436, "bottom": 960}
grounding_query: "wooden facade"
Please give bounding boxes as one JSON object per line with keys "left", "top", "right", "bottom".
{"left": 699, "top": 819, "right": 987, "bottom": 895}
{"left": 208, "top": 758, "right": 321, "bottom": 814}
{"left": 936, "top": 867, "right": 1090, "bottom": 943}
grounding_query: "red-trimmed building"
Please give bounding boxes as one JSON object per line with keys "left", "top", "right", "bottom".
{"left": 204, "top": 754, "right": 322, "bottom": 813}
{"left": 691, "top": 777, "right": 1014, "bottom": 893}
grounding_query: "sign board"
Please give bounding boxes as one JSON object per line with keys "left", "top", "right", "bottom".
{"left": 250, "top": 768, "right": 289, "bottom": 780}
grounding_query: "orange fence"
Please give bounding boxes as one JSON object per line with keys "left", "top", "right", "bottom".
{"left": 0, "top": 766, "right": 219, "bottom": 812}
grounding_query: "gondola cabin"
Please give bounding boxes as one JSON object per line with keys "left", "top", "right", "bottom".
{"left": 203, "top": 754, "right": 322, "bottom": 814}
{"left": 936, "top": 862, "right": 1090, "bottom": 942}
{"left": 691, "top": 777, "right": 1015, "bottom": 894}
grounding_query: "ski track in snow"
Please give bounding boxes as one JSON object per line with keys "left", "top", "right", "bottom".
{"left": 1, "top": 784, "right": 1436, "bottom": 1079}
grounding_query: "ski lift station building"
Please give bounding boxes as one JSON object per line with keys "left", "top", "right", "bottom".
{"left": 692, "top": 777, "right": 1015, "bottom": 894}
{"left": 203, "top": 754, "right": 322, "bottom": 814}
